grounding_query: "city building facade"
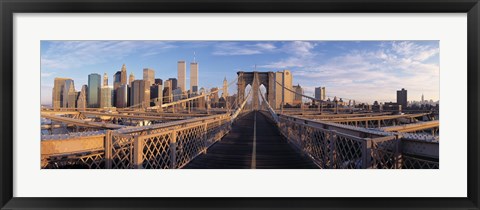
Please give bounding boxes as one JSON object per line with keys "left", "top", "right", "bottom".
{"left": 168, "top": 78, "right": 178, "bottom": 91}
{"left": 113, "top": 71, "right": 122, "bottom": 90}
{"left": 120, "top": 64, "right": 127, "bottom": 85}
{"left": 103, "top": 73, "right": 108, "bottom": 87}
{"left": 100, "top": 86, "right": 113, "bottom": 108}
{"left": 129, "top": 72, "right": 135, "bottom": 86}
{"left": 87, "top": 73, "right": 101, "bottom": 108}
{"left": 222, "top": 77, "right": 228, "bottom": 99}
{"left": 116, "top": 84, "right": 129, "bottom": 108}
{"left": 143, "top": 68, "right": 155, "bottom": 86}
{"left": 210, "top": 87, "right": 219, "bottom": 108}
{"left": 163, "top": 79, "right": 173, "bottom": 104}
{"left": 76, "top": 85, "right": 88, "bottom": 110}
{"left": 274, "top": 70, "right": 293, "bottom": 108}
{"left": 131, "top": 80, "right": 150, "bottom": 108}
{"left": 66, "top": 81, "right": 77, "bottom": 109}
{"left": 190, "top": 62, "right": 199, "bottom": 94}
{"left": 177, "top": 61, "right": 186, "bottom": 93}
{"left": 397, "top": 88, "right": 408, "bottom": 109}
{"left": 52, "top": 78, "right": 72, "bottom": 110}
{"left": 293, "top": 84, "right": 303, "bottom": 106}
{"left": 315, "top": 87, "right": 326, "bottom": 101}
{"left": 150, "top": 84, "right": 163, "bottom": 106}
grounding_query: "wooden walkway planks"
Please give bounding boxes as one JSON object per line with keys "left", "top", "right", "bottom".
{"left": 183, "top": 111, "right": 318, "bottom": 169}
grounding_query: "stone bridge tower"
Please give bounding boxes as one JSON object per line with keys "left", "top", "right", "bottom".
{"left": 237, "top": 71, "right": 276, "bottom": 110}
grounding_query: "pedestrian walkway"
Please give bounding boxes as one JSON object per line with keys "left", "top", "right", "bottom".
{"left": 183, "top": 111, "right": 318, "bottom": 169}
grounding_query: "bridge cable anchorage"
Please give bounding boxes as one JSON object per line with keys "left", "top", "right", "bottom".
{"left": 251, "top": 111, "right": 257, "bottom": 169}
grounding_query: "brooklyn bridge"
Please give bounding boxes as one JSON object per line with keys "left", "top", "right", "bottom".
{"left": 41, "top": 71, "right": 439, "bottom": 169}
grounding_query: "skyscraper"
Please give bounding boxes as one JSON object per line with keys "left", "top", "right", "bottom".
{"left": 397, "top": 88, "right": 408, "bottom": 109}
{"left": 143, "top": 68, "right": 155, "bottom": 86}
{"left": 222, "top": 77, "right": 228, "bottom": 99}
{"left": 129, "top": 72, "right": 135, "bottom": 86}
{"left": 168, "top": 78, "right": 178, "bottom": 91}
{"left": 315, "top": 87, "right": 326, "bottom": 101}
{"left": 150, "top": 84, "right": 163, "bottom": 106}
{"left": 103, "top": 73, "right": 108, "bottom": 86}
{"left": 274, "top": 70, "right": 293, "bottom": 108}
{"left": 66, "top": 81, "right": 77, "bottom": 109}
{"left": 131, "top": 80, "right": 150, "bottom": 108}
{"left": 112, "top": 71, "right": 122, "bottom": 107}
{"left": 293, "top": 84, "right": 303, "bottom": 106}
{"left": 113, "top": 71, "right": 122, "bottom": 90}
{"left": 52, "top": 78, "right": 73, "bottom": 110}
{"left": 154, "top": 78, "right": 163, "bottom": 85}
{"left": 198, "top": 87, "right": 206, "bottom": 110}
{"left": 190, "top": 62, "right": 198, "bottom": 94}
{"left": 116, "top": 84, "right": 128, "bottom": 108}
{"left": 120, "top": 64, "right": 127, "bottom": 85}
{"left": 210, "top": 87, "right": 219, "bottom": 108}
{"left": 88, "top": 73, "right": 101, "bottom": 108}
{"left": 52, "top": 78, "right": 66, "bottom": 110}
{"left": 173, "top": 88, "right": 183, "bottom": 102}
{"left": 63, "top": 79, "right": 75, "bottom": 108}
{"left": 177, "top": 61, "right": 186, "bottom": 93}
{"left": 76, "top": 85, "right": 88, "bottom": 110}
{"left": 163, "top": 80, "right": 173, "bottom": 104}
{"left": 100, "top": 86, "right": 113, "bottom": 108}
{"left": 284, "top": 70, "right": 293, "bottom": 105}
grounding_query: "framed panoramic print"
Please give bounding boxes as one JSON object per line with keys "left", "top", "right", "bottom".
{"left": 1, "top": 0, "right": 479, "bottom": 209}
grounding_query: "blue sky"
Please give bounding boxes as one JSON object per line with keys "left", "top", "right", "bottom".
{"left": 41, "top": 40, "right": 439, "bottom": 105}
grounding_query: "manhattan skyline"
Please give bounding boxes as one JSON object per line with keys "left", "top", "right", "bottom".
{"left": 41, "top": 40, "right": 440, "bottom": 105}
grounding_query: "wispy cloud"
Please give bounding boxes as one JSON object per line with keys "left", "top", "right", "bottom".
{"left": 267, "top": 41, "right": 439, "bottom": 103}
{"left": 260, "top": 57, "right": 307, "bottom": 69}
{"left": 41, "top": 41, "right": 177, "bottom": 70}
{"left": 212, "top": 42, "right": 276, "bottom": 56}
{"left": 259, "top": 41, "right": 317, "bottom": 69}
{"left": 41, "top": 71, "right": 55, "bottom": 77}
{"left": 283, "top": 41, "right": 316, "bottom": 56}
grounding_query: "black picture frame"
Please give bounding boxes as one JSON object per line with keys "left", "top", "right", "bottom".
{"left": 1, "top": 0, "right": 479, "bottom": 209}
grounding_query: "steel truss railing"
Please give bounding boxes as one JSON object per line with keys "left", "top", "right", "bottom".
{"left": 275, "top": 114, "right": 439, "bottom": 169}
{"left": 41, "top": 114, "right": 232, "bottom": 169}
{"left": 41, "top": 132, "right": 107, "bottom": 169}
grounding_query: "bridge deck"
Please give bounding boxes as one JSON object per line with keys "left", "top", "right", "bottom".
{"left": 183, "top": 111, "right": 318, "bottom": 169}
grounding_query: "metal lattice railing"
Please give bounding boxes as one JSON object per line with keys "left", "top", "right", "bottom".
{"left": 300, "top": 125, "right": 334, "bottom": 168}
{"left": 174, "top": 124, "right": 207, "bottom": 168}
{"left": 334, "top": 132, "right": 365, "bottom": 169}
{"left": 41, "top": 132, "right": 106, "bottom": 169}
{"left": 42, "top": 114, "right": 232, "bottom": 169}
{"left": 402, "top": 154, "right": 439, "bottom": 169}
{"left": 136, "top": 131, "right": 173, "bottom": 169}
{"left": 370, "top": 136, "right": 401, "bottom": 169}
{"left": 277, "top": 114, "right": 438, "bottom": 169}
{"left": 42, "top": 150, "right": 105, "bottom": 169}
{"left": 105, "top": 114, "right": 232, "bottom": 169}
{"left": 108, "top": 132, "right": 136, "bottom": 169}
